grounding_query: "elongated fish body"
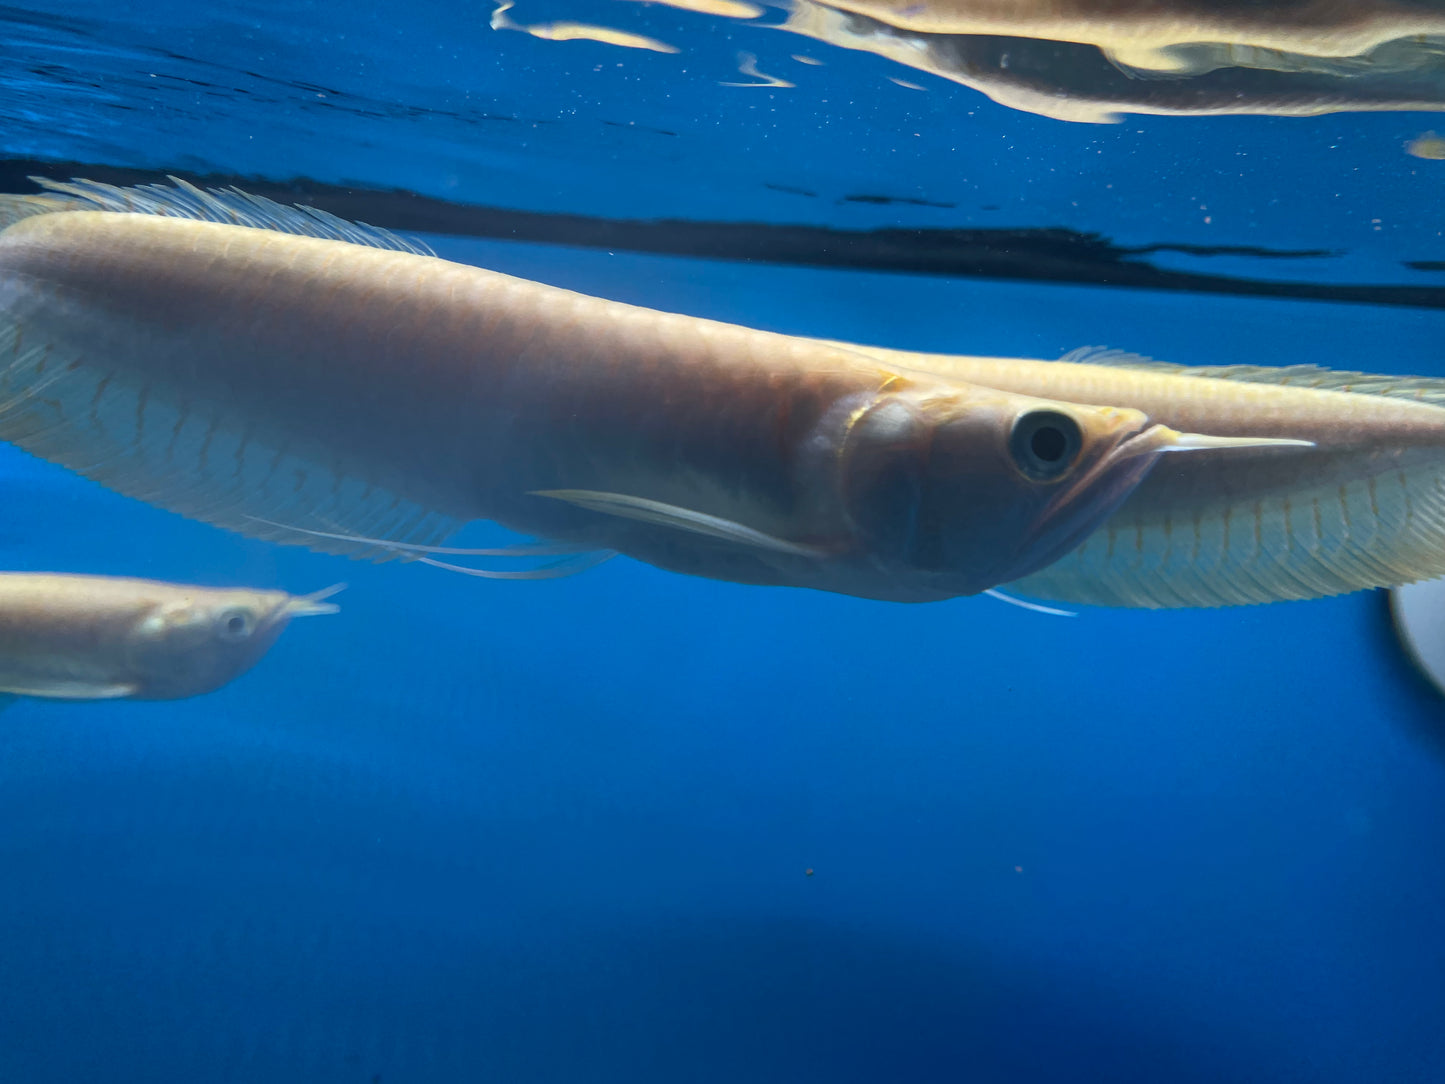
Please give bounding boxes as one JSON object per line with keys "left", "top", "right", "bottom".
{"left": 822, "top": 342, "right": 1445, "bottom": 607}
{"left": 0, "top": 573, "right": 339, "bottom": 701}
{"left": 0, "top": 181, "right": 1238, "bottom": 604}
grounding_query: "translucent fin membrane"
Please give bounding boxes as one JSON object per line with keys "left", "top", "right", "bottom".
{"left": 0, "top": 193, "right": 71, "bottom": 230}
{"left": 245, "top": 517, "right": 617, "bottom": 581}
{"left": 416, "top": 551, "right": 617, "bottom": 580}
{"left": 18, "top": 176, "right": 435, "bottom": 255}
{"left": 1059, "top": 346, "right": 1445, "bottom": 406}
{"left": 531, "top": 488, "right": 827, "bottom": 556}
{"left": 0, "top": 336, "right": 465, "bottom": 563}
{"left": 1009, "top": 464, "right": 1445, "bottom": 608}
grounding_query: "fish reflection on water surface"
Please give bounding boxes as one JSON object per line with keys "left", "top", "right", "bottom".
{"left": 787, "top": 0, "right": 1445, "bottom": 64}
{"left": 776, "top": 0, "right": 1445, "bottom": 123}
{"left": 481, "top": 0, "right": 1445, "bottom": 123}
{"left": 0, "top": 178, "right": 1442, "bottom": 610}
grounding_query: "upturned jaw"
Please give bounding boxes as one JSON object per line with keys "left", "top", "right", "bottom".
{"left": 1007, "top": 422, "right": 1166, "bottom": 582}
{"left": 1004, "top": 421, "right": 1319, "bottom": 585}
{"left": 283, "top": 583, "right": 345, "bottom": 617}
{"left": 1115, "top": 423, "right": 1318, "bottom": 460}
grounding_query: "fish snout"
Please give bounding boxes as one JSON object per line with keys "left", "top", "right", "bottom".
{"left": 124, "top": 591, "right": 305, "bottom": 699}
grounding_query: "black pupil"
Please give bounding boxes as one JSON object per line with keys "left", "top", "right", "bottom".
{"left": 1010, "top": 410, "right": 1082, "bottom": 481}
{"left": 226, "top": 615, "right": 247, "bottom": 635}
{"left": 1030, "top": 425, "right": 1068, "bottom": 463}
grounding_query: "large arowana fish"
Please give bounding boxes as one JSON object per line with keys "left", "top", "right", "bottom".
{"left": 0, "top": 178, "right": 1325, "bottom": 605}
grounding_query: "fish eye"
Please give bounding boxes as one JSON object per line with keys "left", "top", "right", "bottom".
{"left": 216, "top": 607, "right": 256, "bottom": 642}
{"left": 1009, "top": 410, "right": 1084, "bottom": 482}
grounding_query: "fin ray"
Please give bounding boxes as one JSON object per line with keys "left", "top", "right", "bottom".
{"left": 0, "top": 193, "right": 71, "bottom": 230}
{"left": 417, "top": 551, "right": 616, "bottom": 580}
{"left": 530, "top": 488, "right": 825, "bottom": 557}
{"left": 8, "top": 176, "right": 435, "bottom": 256}
{"left": 243, "top": 517, "right": 615, "bottom": 579}
{"left": 244, "top": 516, "right": 593, "bottom": 557}
{"left": 1059, "top": 346, "right": 1445, "bottom": 405}
{"left": 1009, "top": 463, "right": 1445, "bottom": 608}
{"left": 0, "top": 339, "right": 465, "bottom": 562}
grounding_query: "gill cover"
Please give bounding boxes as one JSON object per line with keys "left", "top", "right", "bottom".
{"left": 126, "top": 590, "right": 294, "bottom": 699}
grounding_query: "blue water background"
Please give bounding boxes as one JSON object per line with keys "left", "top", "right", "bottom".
{"left": 3, "top": 2, "right": 1445, "bottom": 1081}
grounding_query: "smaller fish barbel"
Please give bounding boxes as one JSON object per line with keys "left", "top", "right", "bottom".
{"left": 0, "top": 574, "right": 340, "bottom": 703}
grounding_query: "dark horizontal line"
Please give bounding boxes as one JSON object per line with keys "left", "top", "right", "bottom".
{"left": 3, "top": 157, "right": 1443, "bottom": 311}
{"left": 1116, "top": 241, "right": 1339, "bottom": 260}
{"left": 841, "top": 193, "right": 957, "bottom": 209}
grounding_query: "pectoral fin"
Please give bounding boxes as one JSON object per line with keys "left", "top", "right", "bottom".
{"left": 0, "top": 679, "right": 136, "bottom": 701}
{"left": 530, "top": 489, "right": 826, "bottom": 557}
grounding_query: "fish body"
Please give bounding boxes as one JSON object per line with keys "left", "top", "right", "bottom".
{"left": 819, "top": 342, "right": 1445, "bottom": 607}
{"left": 0, "top": 573, "right": 337, "bottom": 701}
{"left": 0, "top": 181, "right": 1240, "bottom": 604}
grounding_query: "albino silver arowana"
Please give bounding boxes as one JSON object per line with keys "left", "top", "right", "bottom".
{"left": 0, "top": 178, "right": 1286, "bottom": 605}
{"left": 0, "top": 573, "right": 340, "bottom": 703}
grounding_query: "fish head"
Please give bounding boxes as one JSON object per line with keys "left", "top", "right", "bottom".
{"left": 124, "top": 587, "right": 331, "bottom": 699}
{"left": 837, "top": 383, "right": 1179, "bottom": 594}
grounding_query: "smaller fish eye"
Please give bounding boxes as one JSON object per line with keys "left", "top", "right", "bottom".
{"left": 1009, "top": 410, "right": 1083, "bottom": 482}
{"left": 216, "top": 607, "right": 255, "bottom": 642}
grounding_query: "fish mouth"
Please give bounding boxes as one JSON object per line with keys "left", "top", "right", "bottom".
{"left": 283, "top": 583, "right": 346, "bottom": 618}
{"left": 1003, "top": 422, "right": 1318, "bottom": 583}
{"left": 1000, "top": 420, "right": 1175, "bottom": 583}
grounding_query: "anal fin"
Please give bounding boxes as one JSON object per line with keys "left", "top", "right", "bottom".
{"left": 0, "top": 332, "right": 466, "bottom": 563}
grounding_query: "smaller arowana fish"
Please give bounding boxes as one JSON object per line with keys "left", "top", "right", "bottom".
{"left": 0, "top": 574, "right": 341, "bottom": 705}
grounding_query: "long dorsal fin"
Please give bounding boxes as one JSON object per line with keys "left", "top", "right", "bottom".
{"left": 1059, "top": 346, "right": 1445, "bottom": 406}
{"left": 0, "top": 193, "right": 71, "bottom": 230}
{"left": 4, "top": 176, "right": 435, "bottom": 256}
